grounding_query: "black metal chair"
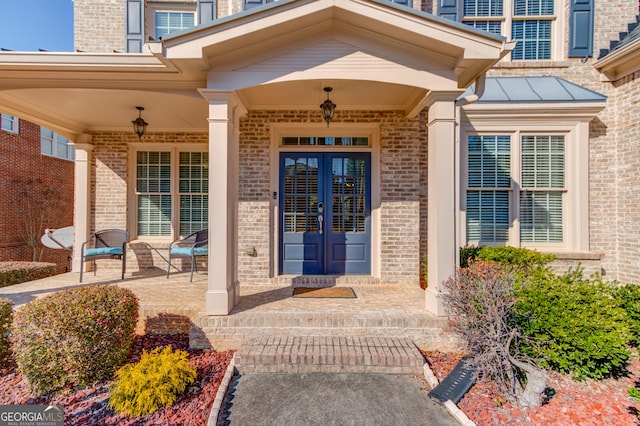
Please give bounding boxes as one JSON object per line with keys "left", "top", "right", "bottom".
{"left": 166, "top": 229, "right": 208, "bottom": 282}
{"left": 79, "top": 229, "right": 128, "bottom": 283}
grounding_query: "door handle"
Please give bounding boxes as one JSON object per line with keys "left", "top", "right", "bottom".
{"left": 318, "top": 214, "right": 324, "bottom": 234}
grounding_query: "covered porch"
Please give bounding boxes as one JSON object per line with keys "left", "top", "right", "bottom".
{"left": 0, "top": 0, "right": 513, "bottom": 319}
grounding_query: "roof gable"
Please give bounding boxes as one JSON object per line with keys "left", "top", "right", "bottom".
{"left": 163, "top": 0, "right": 512, "bottom": 88}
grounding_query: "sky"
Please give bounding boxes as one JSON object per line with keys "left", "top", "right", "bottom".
{"left": 0, "top": 0, "right": 74, "bottom": 52}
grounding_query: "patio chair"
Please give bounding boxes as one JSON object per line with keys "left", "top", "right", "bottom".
{"left": 79, "top": 229, "right": 128, "bottom": 283}
{"left": 166, "top": 229, "right": 208, "bottom": 282}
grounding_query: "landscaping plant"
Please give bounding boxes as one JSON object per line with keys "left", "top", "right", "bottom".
{"left": 0, "top": 297, "right": 12, "bottom": 365}
{"left": 516, "top": 268, "right": 632, "bottom": 380}
{"left": 442, "top": 261, "right": 547, "bottom": 407}
{"left": 11, "top": 285, "right": 139, "bottom": 394}
{"left": 612, "top": 283, "right": 640, "bottom": 346}
{"left": 109, "top": 345, "right": 197, "bottom": 417}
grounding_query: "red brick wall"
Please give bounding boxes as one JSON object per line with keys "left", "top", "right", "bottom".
{"left": 0, "top": 119, "right": 74, "bottom": 273}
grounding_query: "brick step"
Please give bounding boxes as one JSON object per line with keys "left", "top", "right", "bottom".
{"left": 234, "top": 335, "right": 425, "bottom": 374}
{"left": 189, "top": 311, "right": 454, "bottom": 352}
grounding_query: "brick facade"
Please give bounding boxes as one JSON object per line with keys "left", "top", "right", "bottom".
{"left": 70, "top": 0, "right": 640, "bottom": 285}
{"left": 237, "top": 110, "right": 423, "bottom": 285}
{"left": 0, "top": 120, "right": 74, "bottom": 273}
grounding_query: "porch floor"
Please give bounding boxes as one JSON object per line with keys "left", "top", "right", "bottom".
{"left": 0, "top": 269, "right": 455, "bottom": 352}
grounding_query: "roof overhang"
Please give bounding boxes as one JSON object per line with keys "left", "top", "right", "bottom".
{"left": 594, "top": 38, "right": 640, "bottom": 81}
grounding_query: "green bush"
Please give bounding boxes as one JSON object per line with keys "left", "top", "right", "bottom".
{"left": 0, "top": 297, "right": 12, "bottom": 365}
{"left": 612, "top": 283, "right": 640, "bottom": 346}
{"left": 516, "top": 268, "right": 631, "bottom": 380}
{"left": 109, "top": 346, "right": 197, "bottom": 417}
{"left": 459, "top": 245, "right": 482, "bottom": 268}
{"left": 0, "top": 262, "right": 56, "bottom": 288}
{"left": 459, "top": 246, "right": 554, "bottom": 271}
{"left": 11, "top": 285, "right": 139, "bottom": 394}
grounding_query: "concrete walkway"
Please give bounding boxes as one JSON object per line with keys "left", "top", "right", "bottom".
{"left": 217, "top": 373, "right": 458, "bottom": 426}
{"left": 215, "top": 335, "right": 461, "bottom": 426}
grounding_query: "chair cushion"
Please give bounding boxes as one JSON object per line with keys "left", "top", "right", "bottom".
{"left": 171, "top": 247, "right": 208, "bottom": 256}
{"left": 85, "top": 247, "right": 123, "bottom": 257}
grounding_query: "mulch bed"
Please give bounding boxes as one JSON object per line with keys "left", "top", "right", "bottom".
{"left": 423, "top": 350, "right": 640, "bottom": 425}
{"left": 0, "top": 334, "right": 234, "bottom": 426}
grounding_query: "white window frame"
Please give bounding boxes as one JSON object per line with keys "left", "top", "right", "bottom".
{"left": 459, "top": 118, "right": 589, "bottom": 253}
{"left": 1, "top": 114, "right": 19, "bottom": 134}
{"left": 41, "top": 127, "right": 74, "bottom": 161}
{"left": 147, "top": 2, "right": 196, "bottom": 41}
{"left": 128, "top": 144, "right": 208, "bottom": 241}
{"left": 462, "top": 0, "right": 562, "bottom": 61}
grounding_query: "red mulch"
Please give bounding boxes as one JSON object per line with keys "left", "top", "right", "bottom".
{"left": 0, "top": 334, "right": 234, "bottom": 426}
{"left": 423, "top": 350, "right": 640, "bottom": 426}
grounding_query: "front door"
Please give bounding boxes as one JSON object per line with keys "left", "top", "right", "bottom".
{"left": 279, "top": 152, "right": 371, "bottom": 274}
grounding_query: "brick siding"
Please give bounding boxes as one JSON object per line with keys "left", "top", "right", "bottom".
{"left": 237, "top": 110, "right": 424, "bottom": 285}
{"left": 0, "top": 120, "right": 74, "bottom": 273}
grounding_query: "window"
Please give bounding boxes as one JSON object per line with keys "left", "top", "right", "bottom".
{"left": 465, "top": 133, "right": 565, "bottom": 245}
{"left": 135, "top": 150, "right": 208, "bottom": 238}
{"left": 520, "top": 135, "right": 564, "bottom": 242}
{"left": 155, "top": 11, "right": 194, "bottom": 39}
{"left": 1, "top": 114, "right": 18, "bottom": 133}
{"left": 466, "top": 135, "right": 511, "bottom": 243}
{"left": 41, "top": 127, "right": 75, "bottom": 161}
{"left": 282, "top": 136, "right": 369, "bottom": 146}
{"left": 463, "top": 0, "right": 555, "bottom": 60}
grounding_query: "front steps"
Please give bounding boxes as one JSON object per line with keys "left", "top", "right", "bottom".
{"left": 233, "top": 335, "right": 425, "bottom": 375}
{"left": 189, "top": 309, "right": 456, "bottom": 352}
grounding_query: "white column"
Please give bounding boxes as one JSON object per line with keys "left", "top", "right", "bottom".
{"left": 199, "top": 90, "right": 244, "bottom": 315}
{"left": 69, "top": 135, "right": 93, "bottom": 272}
{"left": 425, "top": 94, "right": 458, "bottom": 316}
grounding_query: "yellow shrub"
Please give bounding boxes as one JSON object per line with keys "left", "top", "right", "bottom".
{"left": 109, "top": 346, "right": 197, "bottom": 417}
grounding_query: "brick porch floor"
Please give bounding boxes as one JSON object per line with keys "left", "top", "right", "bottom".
{"left": 0, "top": 269, "right": 456, "bottom": 352}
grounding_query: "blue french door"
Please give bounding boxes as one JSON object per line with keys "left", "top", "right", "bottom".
{"left": 280, "top": 152, "right": 371, "bottom": 275}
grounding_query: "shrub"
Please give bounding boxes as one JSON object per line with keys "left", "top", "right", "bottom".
{"left": 0, "top": 262, "right": 56, "bottom": 288}
{"left": 516, "top": 268, "right": 632, "bottom": 380}
{"left": 109, "top": 346, "right": 197, "bottom": 417}
{"left": 476, "top": 246, "right": 554, "bottom": 269}
{"left": 612, "top": 283, "right": 640, "bottom": 346}
{"left": 459, "top": 245, "right": 482, "bottom": 268}
{"left": 11, "top": 285, "right": 139, "bottom": 394}
{"left": 0, "top": 297, "right": 12, "bottom": 365}
{"left": 442, "top": 261, "right": 521, "bottom": 401}
{"left": 459, "top": 246, "right": 554, "bottom": 272}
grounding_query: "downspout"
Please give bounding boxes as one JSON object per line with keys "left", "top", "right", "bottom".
{"left": 457, "top": 74, "right": 486, "bottom": 106}
{"left": 452, "top": 74, "right": 486, "bottom": 265}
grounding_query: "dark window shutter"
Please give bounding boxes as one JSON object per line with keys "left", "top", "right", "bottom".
{"left": 243, "top": 0, "right": 274, "bottom": 10}
{"left": 197, "top": 0, "right": 217, "bottom": 25}
{"left": 569, "top": 0, "right": 594, "bottom": 58}
{"left": 126, "top": 0, "right": 145, "bottom": 53}
{"left": 437, "top": 0, "right": 461, "bottom": 21}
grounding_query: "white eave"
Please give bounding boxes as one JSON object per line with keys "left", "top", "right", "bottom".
{"left": 594, "top": 38, "right": 640, "bottom": 82}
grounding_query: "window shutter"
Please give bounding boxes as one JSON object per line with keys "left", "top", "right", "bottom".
{"left": 437, "top": 0, "right": 461, "bottom": 21}
{"left": 569, "top": 0, "right": 594, "bottom": 58}
{"left": 243, "top": 0, "right": 273, "bottom": 10}
{"left": 126, "top": 0, "right": 145, "bottom": 53}
{"left": 197, "top": 0, "right": 216, "bottom": 25}
{"left": 390, "top": 0, "right": 411, "bottom": 6}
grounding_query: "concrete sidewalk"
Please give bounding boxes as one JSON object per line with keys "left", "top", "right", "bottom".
{"left": 217, "top": 373, "right": 458, "bottom": 426}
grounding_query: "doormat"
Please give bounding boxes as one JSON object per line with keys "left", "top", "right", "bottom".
{"left": 292, "top": 287, "right": 356, "bottom": 298}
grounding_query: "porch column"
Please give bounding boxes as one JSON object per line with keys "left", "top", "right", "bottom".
{"left": 200, "top": 90, "right": 243, "bottom": 315}
{"left": 425, "top": 94, "right": 458, "bottom": 316}
{"left": 69, "top": 135, "right": 93, "bottom": 272}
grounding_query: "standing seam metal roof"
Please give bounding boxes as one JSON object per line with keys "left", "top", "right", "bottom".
{"left": 461, "top": 76, "right": 607, "bottom": 103}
